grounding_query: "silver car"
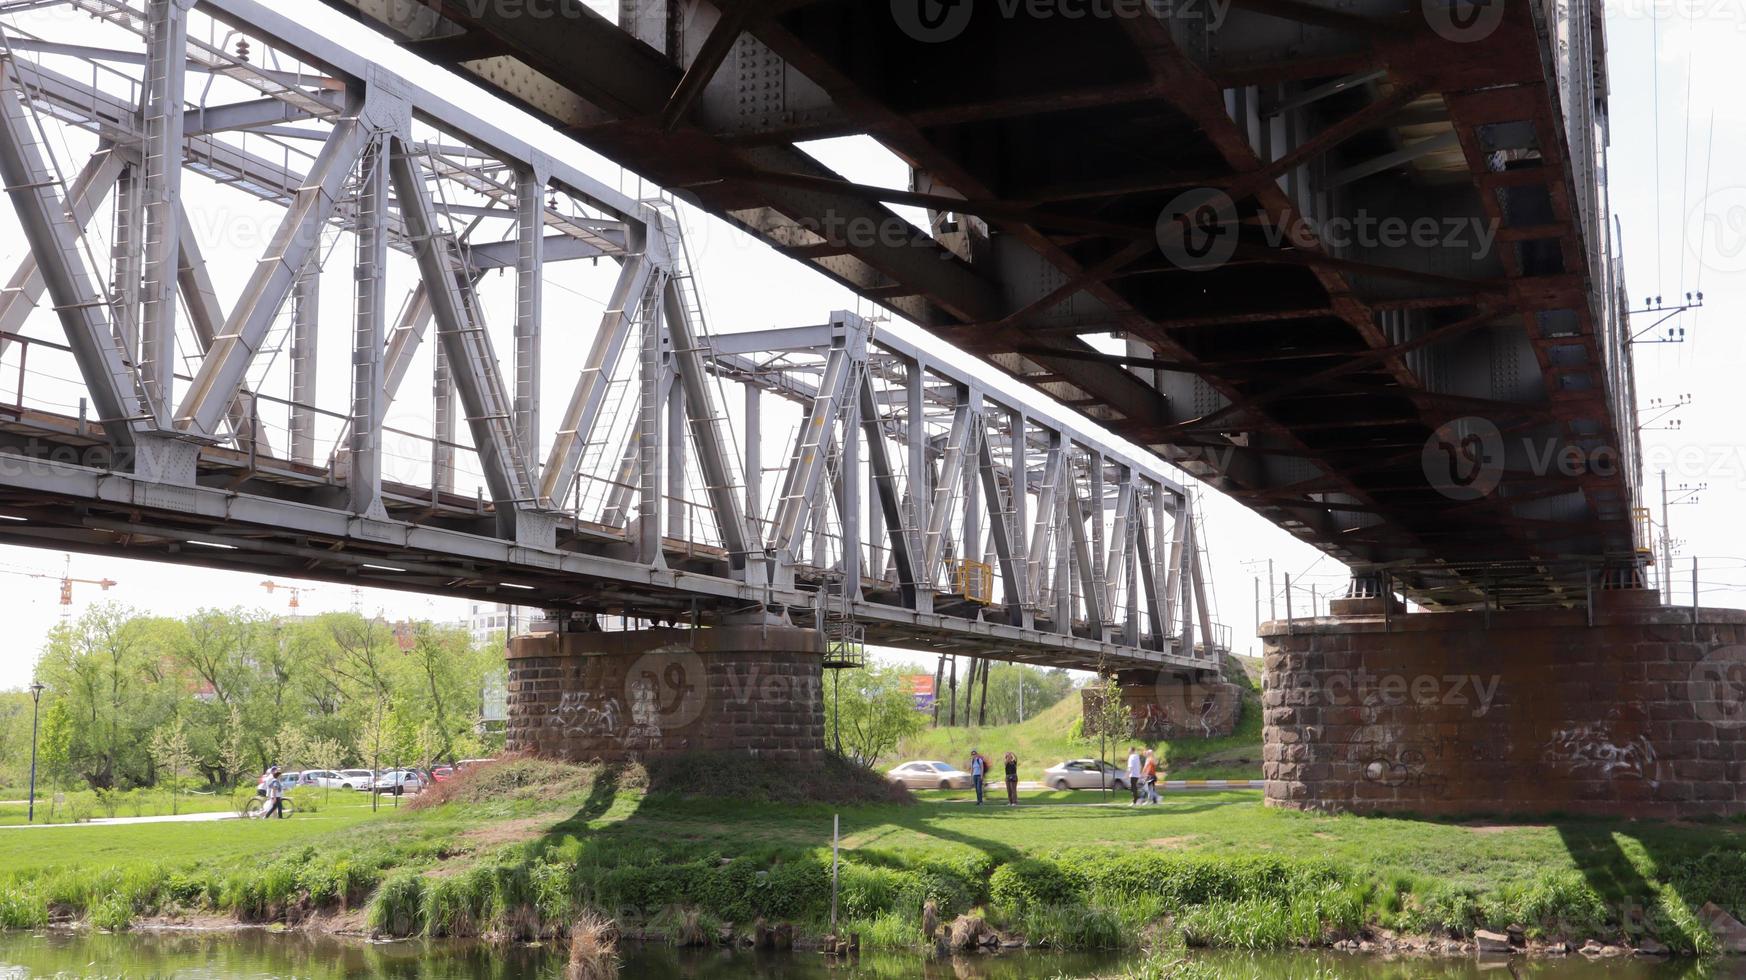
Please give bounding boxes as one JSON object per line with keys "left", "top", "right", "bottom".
{"left": 885, "top": 760, "right": 973, "bottom": 790}
{"left": 1042, "top": 758, "right": 1131, "bottom": 791}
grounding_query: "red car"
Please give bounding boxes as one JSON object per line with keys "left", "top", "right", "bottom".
{"left": 430, "top": 766, "right": 455, "bottom": 783}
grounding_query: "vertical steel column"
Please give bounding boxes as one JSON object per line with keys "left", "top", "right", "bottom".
{"left": 1028, "top": 437, "right": 1063, "bottom": 609}
{"left": 666, "top": 377, "right": 686, "bottom": 541}
{"left": 109, "top": 163, "right": 142, "bottom": 356}
{"left": 513, "top": 164, "right": 543, "bottom": 467}
{"left": 1053, "top": 461, "right": 1073, "bottom": 632}
{"left": 290, "top": 264, "right": 319, "bottom": 465}
{"left": 348, "top": 136, "right": 388, "bottom": 517}
{"left": 432, "top": 340, "right": 455, "bottom": 493}
{"left": 140, "top": 0, "right": 194, "bottom": 423}
{"left": 961, "top": 403, "right": 981, "bottom": 579}
{"left": 923, "top": 390, "right": 974, "bottom": 574}
{"left": 744, "top": 382, "right": 761, "bottom": 526}
{"left": 905, "top": 357, "right": 930, "bottom": 607}
{"left": 637, "top": 292, "right": 664, "bottom": 563}
{"left": 842, "top": 379, "right": 862, "bottom": 598}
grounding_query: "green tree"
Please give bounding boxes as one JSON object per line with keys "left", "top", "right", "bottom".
{"left": 824, "top": 665, "right": 927, "bottom": 768}
{"left": 149, "top": 719, "right": 196, "bottom": 814}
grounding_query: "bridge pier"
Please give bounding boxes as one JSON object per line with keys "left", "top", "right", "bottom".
{"left": 1083, "top": 667, "right": 1245, "bottom": 741}
{"left": 1261, "top": 592, "right": 1746, "bottom": 818}
{"left": 505, "top": 625, "right": 826, "bottom": 763}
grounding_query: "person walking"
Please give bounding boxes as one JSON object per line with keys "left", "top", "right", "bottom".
{"left": 1142, "top": 750, "right": 1161, "bottom": 805}
{"left": 1003, "top": 751, "right": 1020, "bottom": 807}
{"left": 261, "top": 766, "right": 287, "bottom": 819}
{"left": 1126, "top": 746, "right": 1142, "bottom": 806}
{"left": 969, "top": 749, "right": 987, "bottom": 805}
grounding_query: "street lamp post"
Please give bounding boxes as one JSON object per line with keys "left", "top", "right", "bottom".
{"left": 27, "top": 682, "right": 44, "bottom": 823}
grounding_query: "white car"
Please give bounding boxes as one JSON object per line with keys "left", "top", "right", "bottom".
{"left": 372, "top": 769, "right": 427, "bottom": 795}
{"left": 338, "top": 769, "right": 375, "bottom": 790}
{"left": 295, "top": 770, "right": 351, "bottom": 790}
{"left": 1043, "top": 758, "right": 1131, "bottom": 791}
{"left": 885, "top": 761, "right": 973, "bottom": 790}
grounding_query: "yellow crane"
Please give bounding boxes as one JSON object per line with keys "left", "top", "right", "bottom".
{"left": 0, "top": 555, "right": 118, "bottom": 618}
{"left": 259, "top": 580, "right": 315, "bottom": 610}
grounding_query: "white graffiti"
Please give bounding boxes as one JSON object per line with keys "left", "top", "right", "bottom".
{"left": 1545, "top": 724, "right": 1660, "bottom": 786}
{"left": 626, "top": 673, "right": 662, "bottom": 740}
{"left": 554, "top": 691, "right": 624, "bottom": 739}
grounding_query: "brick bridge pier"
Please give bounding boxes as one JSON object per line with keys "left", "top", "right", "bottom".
{"left": 1261, "top": 591, "right": 1746, "bottom": 818}
{"left": 505, "top": 625, "right": 826, "bottom": 762}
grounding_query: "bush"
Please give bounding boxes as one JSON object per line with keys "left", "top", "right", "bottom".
{"left": 368, "top": 872, "right": 426, "bottom": 937}
{"left": 990, "top": 858, "right": 1086, "bottom": 914}
{"left": 0, "top": 885, "right": 48, "bottom": 929}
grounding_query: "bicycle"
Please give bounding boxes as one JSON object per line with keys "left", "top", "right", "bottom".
{"left": 244, "top": 796, "right": 297, "bottom": 820}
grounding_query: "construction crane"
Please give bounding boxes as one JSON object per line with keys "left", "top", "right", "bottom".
{"left": 259, "top": 580, "right": 315, "bottom": 610}
{"left": 0, "top": 555, "right": 118, "bottom": 618}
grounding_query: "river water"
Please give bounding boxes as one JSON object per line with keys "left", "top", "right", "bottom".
{"left": 0, "top": 930, "right": 1729, "bottom": 978}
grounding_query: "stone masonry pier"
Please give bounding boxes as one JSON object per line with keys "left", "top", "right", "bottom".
{"left": 506, "top": 625, "right": 825, "bottom": 763}
{"left": 1261, "top": 592, "right": 1746, "bottom": 819}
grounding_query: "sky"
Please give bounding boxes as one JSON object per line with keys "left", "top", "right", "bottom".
{"left": 0, "top": 0, "right": 1740, "bottom": 689}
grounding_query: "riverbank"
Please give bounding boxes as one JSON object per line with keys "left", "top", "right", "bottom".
{"left": 2, "top": 757, "right": 1743, "bottom": 957}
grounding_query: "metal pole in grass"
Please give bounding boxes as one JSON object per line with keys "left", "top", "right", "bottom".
{"left": 27, "top": 681, "right": 44, "bottom": 823}
{"left": 831, "top": 813, "right": 839, "bottom": 929}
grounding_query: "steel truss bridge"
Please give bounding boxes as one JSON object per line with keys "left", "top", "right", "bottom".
{"left": 321, "top": 0, "right": 1647, "bottom": 609}
{"left": 0, "top": 0, "right": 1226, "bottom": 673}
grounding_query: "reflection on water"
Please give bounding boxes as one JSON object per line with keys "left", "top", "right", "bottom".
{"left": 0, "top": 930, "right": 1736, "bottom": 979}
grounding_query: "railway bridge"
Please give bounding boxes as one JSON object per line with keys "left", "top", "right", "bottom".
{"left": 0, "top": 0, "right": 1737, "bottom": 815}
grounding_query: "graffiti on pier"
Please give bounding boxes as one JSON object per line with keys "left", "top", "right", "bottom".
{"left": 554, "top": 690, "right": 623, "bottom": 739}
{"left": 1544, "top": 724, "right": 1661, "bottom": 786}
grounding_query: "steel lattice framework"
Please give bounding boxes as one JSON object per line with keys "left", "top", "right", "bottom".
{"left": 319, "top": 0, "right": 1647, "bottom": 609}
{"left": 0, "top": 0, "right": 1221, "bottom": 672}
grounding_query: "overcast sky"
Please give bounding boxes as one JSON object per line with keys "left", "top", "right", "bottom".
{"left": 0, "top": 0, "right": 1741, "bottom": 690}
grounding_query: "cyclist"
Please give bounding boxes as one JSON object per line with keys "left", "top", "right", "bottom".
{"left": 260, "top": 766, "right": 287, "bottom": 819}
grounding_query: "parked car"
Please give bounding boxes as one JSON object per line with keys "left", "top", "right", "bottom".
{"left": 338, "top": 769, "right": 375, "bottom": 790}
{"left": 885, "top": 760, "right": 973, "bottom": 790}
{"left": 296, "top": 770, "right": 349, "bottom": 790}
{"left": 372, "top": 769, "right": 427, "bottom": 796}
{"left": 1042, "top": 758, "right": 1130, "bottom": 791}
{"left": 430, "top": 766, "right": 455, "bottom": 783}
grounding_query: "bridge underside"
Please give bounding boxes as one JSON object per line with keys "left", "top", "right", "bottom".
{"left": 321, "top": 0, "right": 1643, "bottom": 608}
{"left": 0, "top": 0, "right": 1247, "bottom": 675}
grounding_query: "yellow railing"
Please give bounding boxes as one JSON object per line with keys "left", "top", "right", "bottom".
{"left": 951, "top": 559, "right": 994, "bottom": 604}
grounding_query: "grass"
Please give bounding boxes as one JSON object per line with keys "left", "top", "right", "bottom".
{"left": 3, "top": 756, "right": 1743, "bottom": 955}
{"left": 0, "top": 792, "right": 240, "bottom": 826}
{"left": 892, "top": 676, "right": 1264, "bottom": 782}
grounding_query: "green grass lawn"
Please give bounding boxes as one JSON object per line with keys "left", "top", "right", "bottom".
{"left": 5, "top": 757, "right": 1743, "bottom": 953}
{"left": 891, "top": 684, "right": 1264, "bottom": 782}
{"left": 0, "top": 800, "right": 398, "bottom": 873}
{"left": 0, "top": 792, "right": 238, "bottom": 827}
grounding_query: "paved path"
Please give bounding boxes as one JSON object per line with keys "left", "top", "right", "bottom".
{"left": 0, "top": 810, "right": 239, "bottom": 829}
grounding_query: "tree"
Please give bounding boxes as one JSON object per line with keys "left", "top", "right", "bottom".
{"left": 217, "top": 703, "right": 250, "bottom": 789}
{"left": 1089, "top": 672, "right": 1132, "bottom": 798}
{"left": 149, "top": 720, "right": 196, "bottom": 815}
{"left": 825, "top": 666, "right": 926, "bottom": 768}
